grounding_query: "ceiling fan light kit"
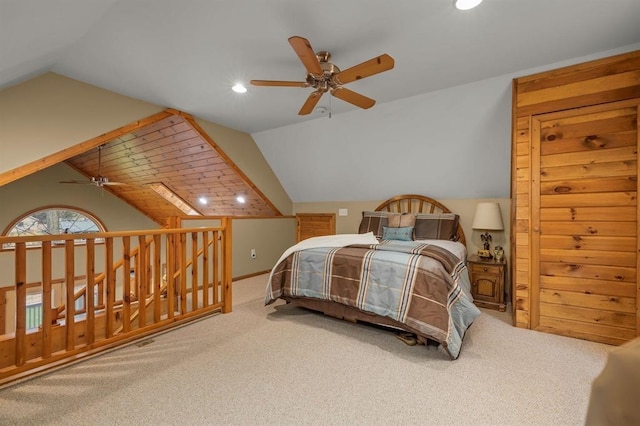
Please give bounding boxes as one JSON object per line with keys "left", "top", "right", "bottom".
{"left": 250, "top": 36, "right": 395, "bottom": 116}
{"left": 59, "top": 144, "right": 126, "bottom": 187}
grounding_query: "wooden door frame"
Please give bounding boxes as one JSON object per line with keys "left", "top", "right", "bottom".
{"left": 529, "top": 97, "right": 640, "bottom": 334}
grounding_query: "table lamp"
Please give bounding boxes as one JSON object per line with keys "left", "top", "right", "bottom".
{"left": 472, "top": 202, "right": 504, "bottom": 258}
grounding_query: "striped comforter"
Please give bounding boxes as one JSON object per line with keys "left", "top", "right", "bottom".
{"left": 266, "top": 235, "right": 480, "bottom": 359}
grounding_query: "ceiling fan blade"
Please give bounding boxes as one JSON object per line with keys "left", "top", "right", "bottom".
{"left": 298, "top": 90, "right": 324, "bottom": 115}
{"left": 288, "top": 36, "right": 323, "bottom": 76}
{"left": 59, "top": 180, "right": 93, "bottom": 185}
{"left": 250, "top": 80, "right": 309, "bottom": 88}
{"left": 332, "top": 54, "right": 395, "bottom": 85}
{"left": 331, "top": 87, "right": 376, "bottom": 109}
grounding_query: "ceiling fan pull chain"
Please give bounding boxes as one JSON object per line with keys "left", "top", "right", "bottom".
{"left": 329, "top": 94, "right": 332, "bottom": 118}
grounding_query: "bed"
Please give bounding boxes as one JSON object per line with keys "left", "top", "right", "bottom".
{"left": 265, "top": 194, "right": 481, "bottom": 359}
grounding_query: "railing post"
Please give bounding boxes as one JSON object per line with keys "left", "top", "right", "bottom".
{"left": 222, "top": 218, "right": 233, "bottom": 313}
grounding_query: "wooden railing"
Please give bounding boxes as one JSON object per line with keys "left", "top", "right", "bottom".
{"left": 0, "top": 219, "right": 232, "bottom": 385}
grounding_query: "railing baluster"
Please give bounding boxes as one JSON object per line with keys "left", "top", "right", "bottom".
{"left": 212, "top": 230, "right": 219, "bottom": 305}
{"left": 122, "top": 236, "right": 131, "bottom": 334}
{"left": 0, "top": 223, "right": 231, "bottom": 385}
{"left": 65, "top": 240, "right": 75, "bottom": 351}
{"left": 138, "top": 235, "right": 147, "bottom": 327}
{"left": 202, "top": 231, "right": 209, "bottom": 307}
{"left": 191, "top": 232, "right": 198, "bottom": 311}
{"left": 14, "top": 242, "right": 27, "bottom": 366}
{"left": 180, "top": 233, "right": 187, "bottom": 314}
{"left": 42, "top": 241, "right": 52, "bottom": 358}
{"left": 85, "top": 239, "right": 95, "bottom": 345}
{"left": 167, "top": 233, "right": 175, "bottom": 319}
{"left": 153, "top": 234, "right": 161, "bottom": 322}
{"left": 105, "top": 237, "right": 114, "bottom": 338}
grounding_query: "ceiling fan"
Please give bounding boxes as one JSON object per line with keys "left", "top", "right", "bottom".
{"left": 60, "top": 144, "right": 126, "bottom": 187}
{"left": 250, "top": 36, "right": 395, "bottom": 115}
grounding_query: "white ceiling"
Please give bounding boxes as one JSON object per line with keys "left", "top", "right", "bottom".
{"left": 3, "top": 0, "right": 640, "bottom": 135}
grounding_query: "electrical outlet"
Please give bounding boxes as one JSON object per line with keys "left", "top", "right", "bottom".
{"left": 250, "top": 248, "right": 256, "bottom": 259}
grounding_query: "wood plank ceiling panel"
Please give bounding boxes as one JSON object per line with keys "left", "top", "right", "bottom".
{"left": 64, "top": 113, "right": 279, "bottom": 223}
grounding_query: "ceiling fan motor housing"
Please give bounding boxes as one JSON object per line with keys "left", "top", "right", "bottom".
{"left": 249, "top": 36, "right": 394, "bottom": 115}
{"left": 305, "top": 52, "right": 340, "bottom": 91}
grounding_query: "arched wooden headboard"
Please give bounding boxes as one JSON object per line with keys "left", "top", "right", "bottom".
{"left": 375, "top": 194, "right": 466, "bottom": 245}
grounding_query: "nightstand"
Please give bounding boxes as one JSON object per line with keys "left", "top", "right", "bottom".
{"left": 467, "top": 254, "right": 506, "bottom": 312}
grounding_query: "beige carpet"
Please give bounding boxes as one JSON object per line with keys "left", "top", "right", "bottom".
{"left": 0, "top": 274, "right": 611, "bottom": 425}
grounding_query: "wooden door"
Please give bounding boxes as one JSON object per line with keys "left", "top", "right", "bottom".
{"left": 531, "top": 99, "right": 639, "bottom": 345}
{"left": 296, "top": 213, "right": 336, "bottom": 242}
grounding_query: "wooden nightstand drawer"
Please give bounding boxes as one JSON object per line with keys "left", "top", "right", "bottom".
{"left": 467, "top": 254, "right": 506, "bottom": 311}
{"left": 471, "top": 263, "right": 501, "bottom": 275}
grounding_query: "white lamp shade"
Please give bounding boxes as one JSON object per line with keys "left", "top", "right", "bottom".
{"left": 472, "top": 202, "right": 504, "bottom": 231}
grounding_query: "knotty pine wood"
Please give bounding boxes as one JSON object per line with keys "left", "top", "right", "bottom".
{"left": 20, "top": 109, "right": 282, "bottom": 224}
{"left": 511, "top": 48, "right": 640, "bottom": 344}
{"left": 296, "top": 213, "right": 336, "bottom": 242}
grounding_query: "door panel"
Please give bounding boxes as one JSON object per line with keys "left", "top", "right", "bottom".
{"left": 531, "top": 101, "right": 639, "bottom": 344}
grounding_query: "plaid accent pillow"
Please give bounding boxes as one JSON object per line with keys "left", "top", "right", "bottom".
{"left": 414, "top": 213, "right": 459, "bottom": 241}
{"left": 358, "top": 211, "right": 389, "bottom": 239}
{"left": 387, "top": 213, "right": 416, "bottom": 228}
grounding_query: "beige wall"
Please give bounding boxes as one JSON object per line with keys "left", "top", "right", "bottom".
{"left": 182, "top": 217, "right": 296, "bottom": 278}
{"left": 0, "top": 72, "right": 292, "bottom": 216}
{"left": 0, "top": 71, "right": 297, "bottom": 300}
{"left": 0, "top": 73, "right": 164, "bottom": 175}
{"left": 0, "top": 163, "right": 160, "bottom": 288}
{"left": 0, "top": 163, "right": 159, "bottom": 234}
{"left": 294, "top": 197, "right": 511, "bottom": 282}
{"left": 195, "top": 119, "right": 292, "bottom": 216}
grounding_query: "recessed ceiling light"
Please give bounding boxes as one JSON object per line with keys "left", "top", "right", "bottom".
{"left": 232, "top": 83, "right": 247, "bottom": 93}
{"left": 198, "top": 196, "right": 208, "bottom": 205}
{"left": 236, "top": 195, "right": 246, "bottom": 203}
{"left": 454, "top": 0, "right": 483, "bottom": 10}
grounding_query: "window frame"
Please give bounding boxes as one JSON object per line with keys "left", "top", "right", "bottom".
{"left": 1, "top": 205, "right": 107, "bottom": 251}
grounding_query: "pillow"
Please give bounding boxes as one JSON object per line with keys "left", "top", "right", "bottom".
{"left": 413, "top": 213, "right": 459, "bottom": 241}
{"left": 358, "top": 211, "right": 389, "bottom": 239}
{"left": 387, "top": 213, "right": 416, "bottom": 228}
{"left": 382, "top": 226, "right": 414, "bottom": 241}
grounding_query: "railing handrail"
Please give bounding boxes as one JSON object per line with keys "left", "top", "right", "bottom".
{"left": 0, "top": 225, "right": 224, "bottom": 244}
{"left": 0, "top": 220, "right": 232, "bottom": 385}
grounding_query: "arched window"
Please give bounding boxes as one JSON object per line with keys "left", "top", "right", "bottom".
{"left": 2, "top": 206, "right": 106, "bottom": 249}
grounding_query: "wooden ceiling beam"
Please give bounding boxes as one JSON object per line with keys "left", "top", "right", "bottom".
{"left": 0, "top": 110, "right": 175, "bottom": 187}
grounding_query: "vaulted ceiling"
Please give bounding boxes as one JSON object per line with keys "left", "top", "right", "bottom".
{"left": 63, "top": 111, "right": 280, "bottom": 224}
{"left": 3, "top": 1, "right": 640, "bottom": 135}
{"left": 2, "top": 1, "right": 640, "bottom": 206}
